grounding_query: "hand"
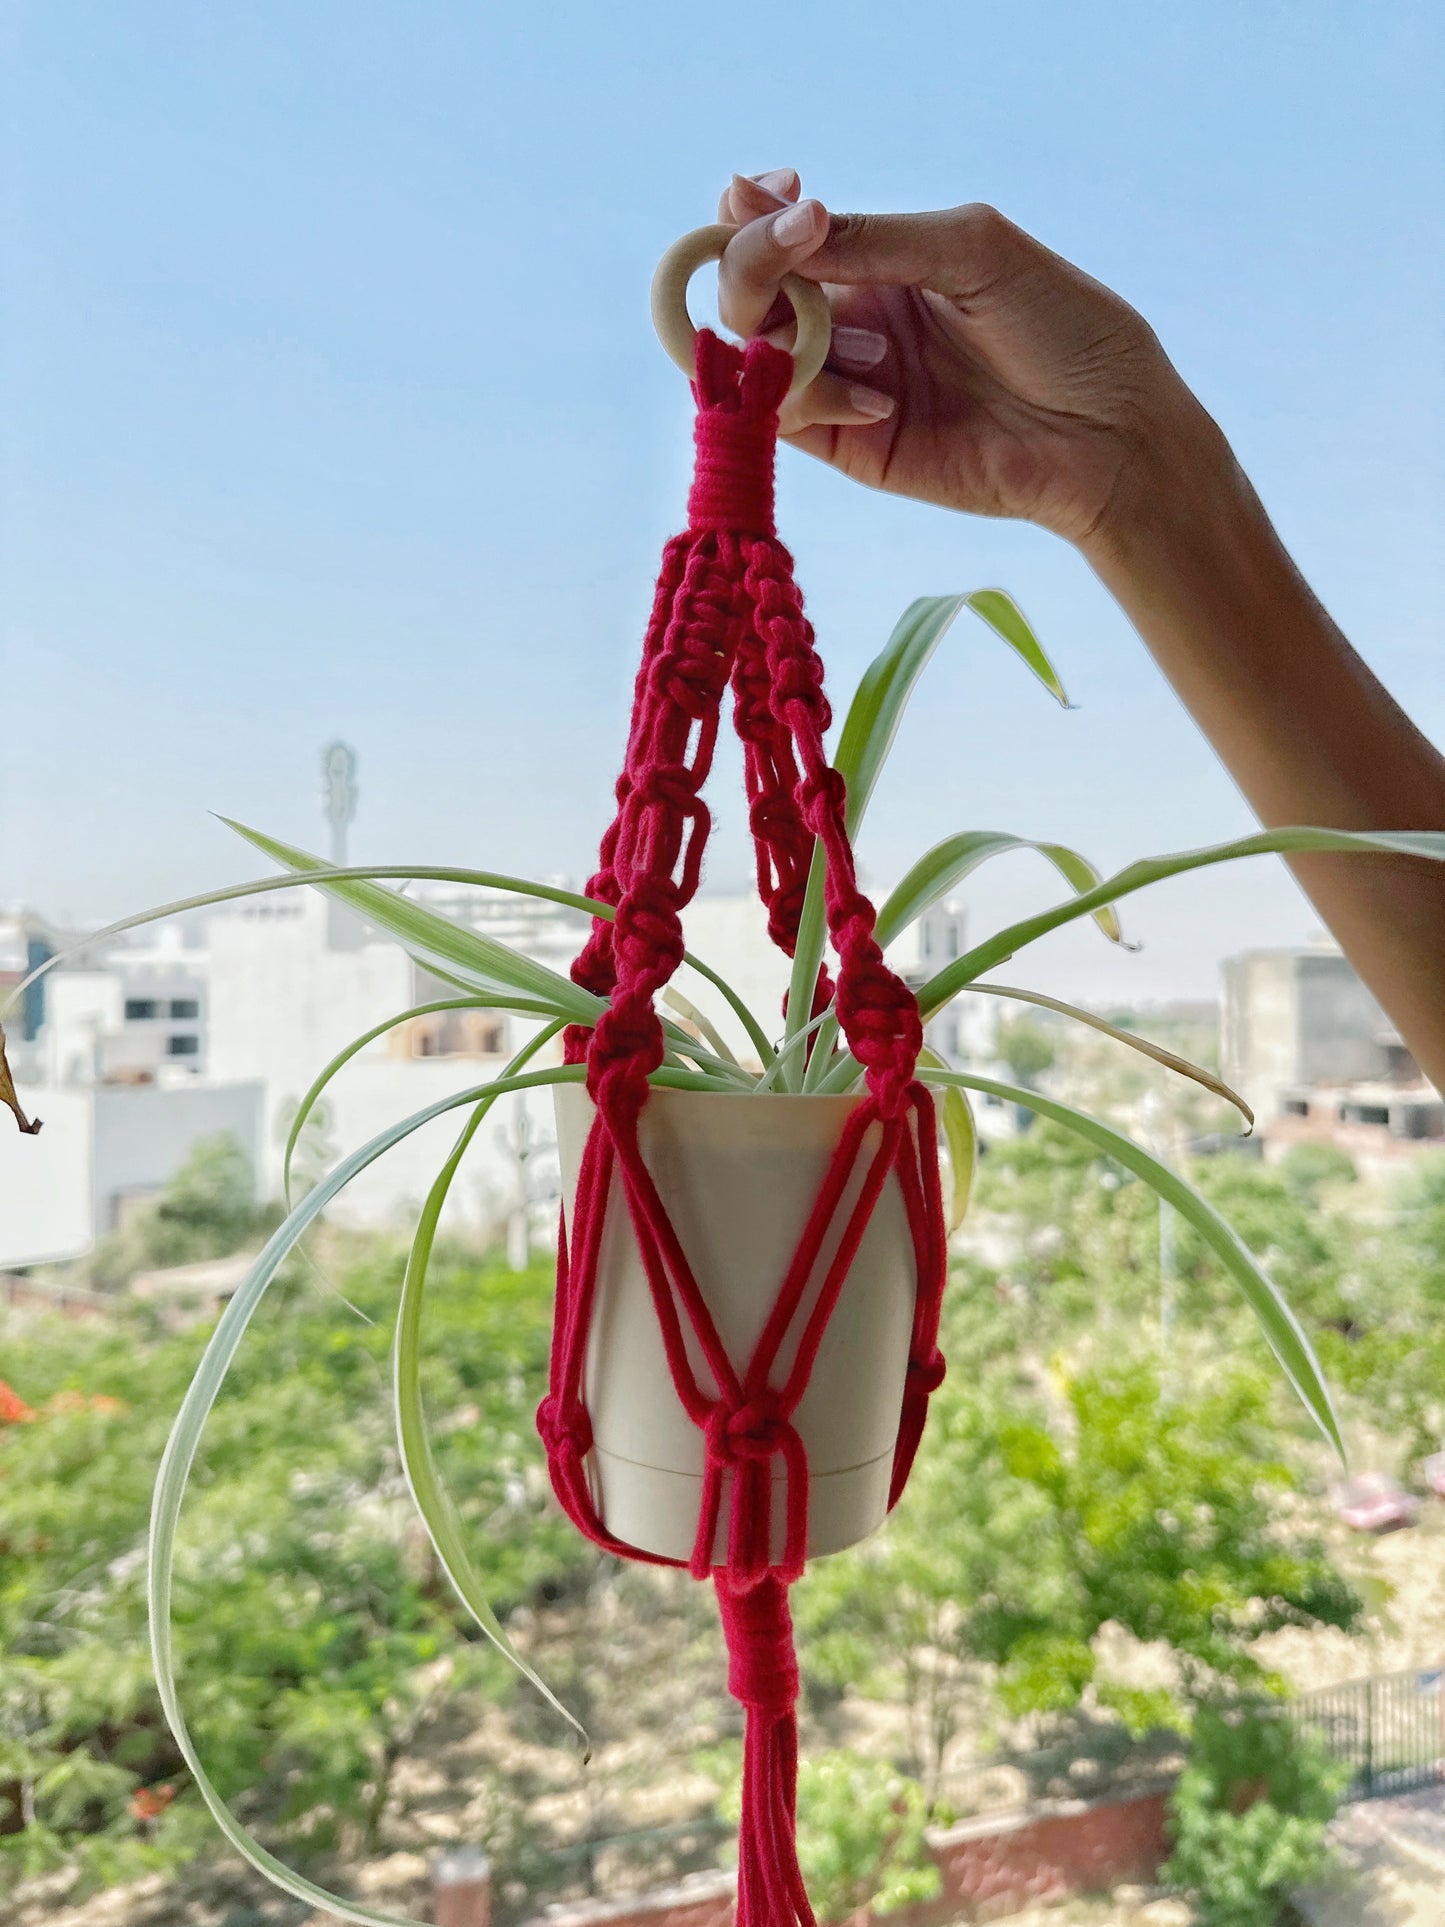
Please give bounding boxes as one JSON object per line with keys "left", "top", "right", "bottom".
{"left": 715, "top": 170, "right": 1215, "bottom": 551}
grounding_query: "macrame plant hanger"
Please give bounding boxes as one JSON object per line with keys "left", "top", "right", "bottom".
{"left": 537, "top": 226, "right": 949, "bottom": 1926}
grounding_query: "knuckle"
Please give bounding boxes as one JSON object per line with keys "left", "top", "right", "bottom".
{"left": 951, "top": 201, "right": 1014, "bottom": 250}
{"left": 824, "top": 209, "right": 879, "bottom": 248}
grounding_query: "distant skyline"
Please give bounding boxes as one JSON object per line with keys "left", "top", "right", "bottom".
{"left": 4, "top": 2, "right": 1442, "bottom": 1003}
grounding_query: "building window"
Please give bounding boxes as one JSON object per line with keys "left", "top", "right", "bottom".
{"left": 1282, "top": 1098, "right": 1309, "bottom": 1116}
{"left": 166, "top": 1034, "right": 200, "bottom": 1057}
{"left": 125, "top": 998, "right": 158, "bottom": 1020}
{"left": 169, "top": 998, "right": 200, "bottom": 1020}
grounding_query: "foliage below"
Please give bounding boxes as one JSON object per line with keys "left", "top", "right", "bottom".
{"left": 704, "top": 1746, "right": 938, "bottom": 1923}
{"left": 1163, "top": 1704, "right": 1347, "bottom": 1927}
{"left": 796, "top": 1273, "right": 1361, "bottom": 1796}
{"left": 0, "top": 1248, "right": 586, "bottom": 1903}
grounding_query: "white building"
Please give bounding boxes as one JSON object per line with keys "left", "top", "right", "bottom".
{"left": 202, "top": 885, "right": 585, "bottom": 1232}
{"left": 1, "top": 1078, "right": 264, "bottom": 1268}
{"left": 1221, "top": 939, "right": 1440, "bottom": 1167}
{"left": 7, "top": 834, "right": 995, "bottom": 1263}
{"left": 41, "top": 923, "right": 209, "bottom": 1085}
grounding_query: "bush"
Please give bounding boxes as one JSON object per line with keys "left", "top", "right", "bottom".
{"left": 1163, "top": 1704, "right": 1347, "bottom": 1927}
{"left": 0, "top": 1249, "right": 588, "bottom": 1901}
{"left": 82, "top": 1132, "right": 266, "bottom": 1289}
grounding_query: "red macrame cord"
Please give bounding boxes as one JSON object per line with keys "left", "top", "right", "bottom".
{"left": 538, "top": 331, "right": 949, "bottom": 1925}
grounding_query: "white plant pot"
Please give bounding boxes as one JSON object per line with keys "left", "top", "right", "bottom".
{"left": 553, "top": 1083, "right": 920, "bottom": 1565}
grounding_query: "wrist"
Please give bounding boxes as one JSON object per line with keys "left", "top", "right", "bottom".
{"left": 1081, "top": 386, "right": 1257, "bottom": 584}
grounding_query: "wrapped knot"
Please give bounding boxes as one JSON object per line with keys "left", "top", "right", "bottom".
{"left": 536, "top": 1394, "right": 593, "bottom": 1461}
{"left": 705, "top": 1392, "right": 794, "bottom": 1467}
{"left": 689, "top": 414, "right": 778, "bottom": 534}
{"left": 908, "top": 1349, "right": 947, "bottom": 1397}
{"left": 718, "top": 1572, "right": 800, "bottom": 1714}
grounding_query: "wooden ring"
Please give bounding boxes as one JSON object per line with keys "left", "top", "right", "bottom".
{"left": 650, "top": 222, "right": 833, "bottom": 400}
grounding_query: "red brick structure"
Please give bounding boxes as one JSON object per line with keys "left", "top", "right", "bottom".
{"left": 519, "top": 1785, "right": 1175, "bottom": 1927}
{"left": 528, "top": 1872, "right": 736, "bottom": 1927}
{"left": 925, "top": 1784, "right": 1173, "bottom": 1920}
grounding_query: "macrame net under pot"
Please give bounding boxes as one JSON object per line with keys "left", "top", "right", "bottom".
{"left": 537, "top": 330, "right": 948, "bottom": 1926}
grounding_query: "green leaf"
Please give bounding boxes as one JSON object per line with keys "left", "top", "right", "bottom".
{"left": 919, "top": 827, "right": 1445, "bottom": 1015}
{"left": 283, "top": 996, "right": 552, "bottom": 1208}
{"left": 919, "top": 1048, "right": 977, "bottom": 1233}
{"left": 916, "top": 1064, "right": 1344, "bottom": 1460}
{"left": 224, "top": 822, "right": 598, "bottom": 1019}
{"left": 960, "top": 983, "right": 1252, "bottom": 1129}
{"left": 964, "top": 589, "right": 1068, "bottom": 706}
{"left": 6, "top": 844, "right": 777, "bottom": 1074}
{"left": 875, "top": 830, "right": 1125, "bottom": 950}
{"left": 662, "top": 986, "right": 741, "bottom": 1071}
{"left": 784, "top": 594, "right": 1070, "bottom": 1084}
{"left": 835, "top": 596, "right": 971, "bottom": 838}
{"left": 149, "top": 1061, "right": 593, "bottom": 1926}
{"left": 785, "top": 596, "right": 970, "bottom": 1085}
{"left": 392, "top": 1022, "right": 591, "bottom": 1759}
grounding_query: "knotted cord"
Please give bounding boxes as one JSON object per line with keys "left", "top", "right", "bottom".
{"left": 538, "top": 331, "right": 948, "bottom": 1923}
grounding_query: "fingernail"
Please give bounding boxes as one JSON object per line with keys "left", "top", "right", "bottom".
{"left": 755, "top": 167, "right": 799, "bottom": 198}
{"left": 832, "top": 327, "right": 888, "bottom": 369}
{"left": 848, "top": 384, "right": 895, "bottom": 421}
{"left": 771, "top": 199, "right": 825, "bottom": 249}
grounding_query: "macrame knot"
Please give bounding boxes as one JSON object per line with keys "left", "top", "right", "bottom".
{"left": 770, "top": 649, "right": 827, "bottom": 713}
{"left": 536, "top": 1393, "right": 594, "bottom": 1461}
{"left": 632, "top": 761, "right": 701, "bottom": 814}
{"left": 720, "top": 1573, "right": 800, "bottom": 1714}
{"left": 908, "top": 1349, "right": 947, "bottom": 1396}
{"left": 799, "top": 766, "right": 848, "bottom": 835}
{"left": 654, "top": 644, "right": 730, "bottom": 719}
{"left": 706, "top": 1391, "right": 794, "bottom": 1467}
{"left": 614, "top": 877, "right": 686, "bottom": 975}
{"left": 587, "top": 998, "right": 663, "bottom": 1126}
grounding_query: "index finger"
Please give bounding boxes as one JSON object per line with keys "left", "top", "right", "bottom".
{"left": 717, "top": 195, "right": 830, "bottom": 340}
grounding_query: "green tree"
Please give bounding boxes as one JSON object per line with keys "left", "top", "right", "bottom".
{"left": 78, "top": 1132, "right": 267, "bottom": 1291}
{"left": 1276, "top": 1141, "right": 1357, "bottom": 1205}
{"left": 983, "top": 1362, "right": 1361, "bottom": 1724}
{"left": 704, "top": 1748, "right": 939, "bottom": 1923}
{"left": 798, "top": 1346, "right": 1361, "bottom": 1794}
{"left": 795, "top": 1752, "right": 939, "bottom": 1921}
{"left": 995, "top": 1016, "right": 1056, "bottom": 1090}
{"left": 1164, "top": 1704, "right": 1346, "bottom": 1927}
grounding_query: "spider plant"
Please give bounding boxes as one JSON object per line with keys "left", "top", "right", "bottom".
{"left": 12, "top": 587, "right": 1442, "bottom": 1926}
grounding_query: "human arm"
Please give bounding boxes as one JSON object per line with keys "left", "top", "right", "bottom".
{"left": 710, "top": 172, "right": 1445, "bottom": 1086}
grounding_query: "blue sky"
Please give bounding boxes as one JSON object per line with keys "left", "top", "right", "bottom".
{"left": 4, "top": 1, "right": 1442, "bottom": 1000}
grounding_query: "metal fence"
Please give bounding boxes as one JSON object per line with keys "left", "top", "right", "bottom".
{"left": 1287, "top": 1665, "right": 1444, "bottom": 1802}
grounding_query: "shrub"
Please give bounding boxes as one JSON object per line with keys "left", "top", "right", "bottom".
{"left": 1163, "top": 1703, "right": 1347, "bottom": 1927}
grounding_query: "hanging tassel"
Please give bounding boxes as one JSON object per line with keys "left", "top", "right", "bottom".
{"left": 717, "top": 1571, "right": 815, "bottom": 1927}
